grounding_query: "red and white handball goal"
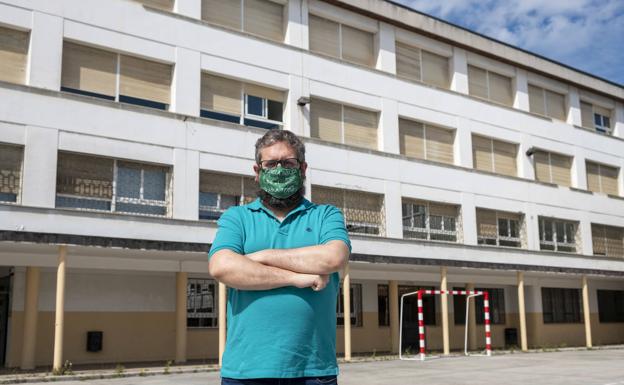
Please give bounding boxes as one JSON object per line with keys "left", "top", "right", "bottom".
{"left": 399, "top": 289, "right": 492, "bottom": 361}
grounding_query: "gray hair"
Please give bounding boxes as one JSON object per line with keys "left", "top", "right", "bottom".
{"left": 254, "top": 129, "right": 306, "bottom": 164}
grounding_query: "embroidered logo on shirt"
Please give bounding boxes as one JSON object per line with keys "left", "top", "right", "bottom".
{"left": 306, "top": 227, "right": 312, "bottom": 232}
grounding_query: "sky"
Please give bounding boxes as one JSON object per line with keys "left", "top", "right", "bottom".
{"left": 393, "top": 0, "right": 624, "bottom": 86}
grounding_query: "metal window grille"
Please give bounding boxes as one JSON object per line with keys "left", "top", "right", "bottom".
{"left": 597, "top": 290, "right": 624, "bottom": 323}
{"left": 541, "top": 287, "right": 582, "bottom": 324}
{"left": 187, "top": 278, "right": 218, "bottom": 328}
{"left": 453, "top": 287, "right": 506, "bottom": 325}
{"left": 312, "top": 185, "right": 385, "bottom": 236}
{"left": 337, "top": 283, "right": 362, "bottom": 327}
{"left": 199, "top": 171, "right": 257, "bottom": 221}
{"left": 402, "top": 199, "right": 458, "bottom": 242}
{"left": 0, "top": 144, "right": 23, "bottom": 203}
{"left": 539, "top": 217, "right": 578, "bottom": 253}
{"left": 56, "top": 152, "right": 171, "bottom": 216}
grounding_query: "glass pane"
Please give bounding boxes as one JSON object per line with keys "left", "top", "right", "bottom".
{"left": 544, "top": 220, "right": 553, "bottom": 241}
{"left": 603, "top": 117, "right": 610, "bottom": 128}
{"left": 509, "top": 220, "right": 519, "bottom": 238}
{"left": 116, "top": 166, "right": 141, "bottom": 198}
{"left": 565, "top": 223, "right": 575, "bottom": 243}
{"left": 115, "top": 202, "right": 166, "bottom": 216}
{"left": 498, "top": 218, "right": 509, "bottom": 237}
{"left": 401, "top": 203, "right": 411, "bottom": 226}
{"left": 220, "top": 194, "right": 238, "bottom": 209}
{"left": 594, "top": 113, "right": 602, "bottom": 126}
{"left": 556, "top": 221, "right": 565, "bottom": 243}
{"left": 430, "top": 215, "right": 442, "bottom": 230}
{"left": 267, "top": 100, "right": 283, "bottom": 122}
{"left": 199, "top": 192, "right": 218, "bottom": 207}
{"left": 445, "top": 217, "right": 456, "bottom": 231}
{"left": 143, "top": 168, "right": 166, "bottom": 200}
{"left": 246, "top": 95, "right": 264, "bottom": 117}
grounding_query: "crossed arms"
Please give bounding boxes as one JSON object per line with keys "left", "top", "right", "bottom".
{"left": 208, "top": 240, "right": 350, "bottom": 291}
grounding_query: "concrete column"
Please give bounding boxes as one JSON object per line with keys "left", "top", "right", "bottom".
{"left": 567, "top": 87, "right": 582, "bottom": 126}
{"left": 582, "top": 276, "right": 593, "bottom": 348}
{"left": 460, "top": 193, "right": 477, "bottom": 245}
{"left": 21, "top": 267, "right": 40, "bottom": 370}
{"left": 523, "top": 202, "right": 540, "bottom": 251}
{"left": 571, "top": 152, "right": 587, "bottom": 190}
{"left": 285, "top": 0, "right": 308, "bottom": 49}
{"left": 579, "top": 214, "right": 594, "bottom": 256}
{"left": 21, "top": 126, "right": 58, "bottom": 208}
{"left": 517, "top": 271, "right": 528, "bottom": 351}
{"left": 466, "top": 282, "right": 477, "bottom": 351}
{"left": 28, "top": 11, "right": 63, "bottom": 90}
{"left": 342, "top": 264, "right": 352, "bottom": 361}
{"left": 286, "top": 75, "right": 305, "bottom": 136}
{"left": 375, "top": 22, "right": 396, "bottom": 74}
{"left": 218, "top": 282, "right": 227, "bottom": 367}
{"left": 513, "top": 69, "right": 529, "bottom": 111}
{"left": 52, "top": 245, "right": 67, "bottom": 371}
{"left": 389, "top": 280, "right": 399, "bottom": 354}
{"left": 175, "top": 272, "right": 188, "bottom": 363}
{"left": 174, "top": 0, "right": 201, "bottom": 19}
{"left": 383, "top": 180, "right": 403, "bottom": 239}
{"left": 380, "top": 98, "right": 399, "bottom": 154}
{"left": 172, "top": 149, "right": 199, "bottom": 220}
{"left": 450, "top": 47, "right": 468, "bottom": 94}
{"left": 454, "top": 118, "right": 473, "bottom": 168}
{"left": 440, "top": 267, "right": 450, "bottom": 355}
{"left": 171, "top": 47, "right": 201, "bottom": 116}
{"left": 614, "top": 101, "right": 624, "bottom": 138}
{"left": 518, "top": 138, "right": 536, "bottom": 181}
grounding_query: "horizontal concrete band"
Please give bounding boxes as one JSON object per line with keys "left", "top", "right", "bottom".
{"left": 3, "top": 230, "right": 624, "bottom": 277}
{"left": 350, "top": 253, "right": 624, "bottom": 278}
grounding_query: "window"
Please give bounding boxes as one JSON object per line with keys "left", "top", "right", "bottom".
{"left": 528, "top": 85, "right": 566, "bottom": 121}
{"left": 454, "top": 288, "right": 506, "bottom": 325}
{"left": 201, "top": 73, "right": 284, "bottom": 129}
{"left": 337, "top": 283, "right": 362, "bottom": 327}
{"left": 533, "top": 150, "right": 572, "bottom": 187}
{"left": 400, "top": 285, "right": 436, "bottom": 325}
{"left": 201, "top": 0, "right": 285, "bottom": 42}
{"left": 472, "top": 135, "right": 517, "bottom": 177}
{"left": 312, "top": 186, "right": 385, "bottom": 236}
{"left": 378, "top": 284, "right": 389, "bottom": 327}
{"left": 542, "top": 288, "right": 581, "bottom": 324}
{"left": 310, "top": 98, "right": 378, "bottom": 150}
{"left": 0, "top": 26, "right": 29, "bottom": 85}
{"left": 199, "top": 171, "right": 256, "bottom": 220}
{"left": 56, "top": 152, "right": 170, "bottom": 216}
{"left": 0, "top": 143, "right": 23, "bottom": 203}
{"left": 581, "top": 102, "right": 612, "bottom": 135}
{"left": 61, "top": 42, "right": 172, "bottom": 110}
{"left": 137, "top": 0, "right": 174, "bottom": 11}
{"left": 539, "top": 217, "right": 577, "bottom": 253}
{"left": 477, "top": 209, "right": 522, "bottom": 248}
{"left": 592, "top": 224, "right": 624, "bottom": 258}
{"left": 309, "top": 15, "right": 375, "bottom": 68}
{"left": 402, "top": 199, "right": 459, "bottom": 242}
{"left": 597, "top": 290, "right": 624, "bottom": 323}
{"left": 467, "top": 65, "right": 513, "bottom": 107}
{"left": 395, "top": 42, "right": 449, "bottom": 88}
{"left": 586, "top": 161, "right": 619, "bottom": 196}
{"left": 399, "top": 118, "right": 454, "bottom": 165}
{"left": 187, "top": 279, "right": 218, "bottom": 328}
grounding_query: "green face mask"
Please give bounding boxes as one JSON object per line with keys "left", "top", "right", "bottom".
{"left": 259, "top": 166, "right": 303, "bottom": 199}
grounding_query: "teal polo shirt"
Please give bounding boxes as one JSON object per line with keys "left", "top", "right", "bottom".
{"left": 208, "top": 197, "right": 351, "bottom": 379}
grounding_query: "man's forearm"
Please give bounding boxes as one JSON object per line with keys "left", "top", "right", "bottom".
{"left": 209, "top": 249, "right": 318, "bottom": 290}
{"left": 248, "top": 241, "right": 349, "bottom": 275}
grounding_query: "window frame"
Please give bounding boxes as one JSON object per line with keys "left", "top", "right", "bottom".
{"left": 0, "top": 143, "right": 24, "bottom": 204}
{"left": 477, "top": 209, "right": 522, "bottom": 248}
{"left": 187, "top": 278, "right": 219, "bottom": 328}
{"left": 538, "top": 217, "right": 577, "bottom": 253}
{"left": 402, "top": 200, "right": 459, "bottom": 243}
{"left": 597, "top": 290, "right": 624, "bottom": 323}
{"left": 467, "top": 64, "right": 513, "bottom": 107}
{"left": 337, "top": 282, "right": 363, "bottom": 327}
{"left": 198, "top": 171, "right": 256, "bottom": 221}
{"left": 541, "top": 287, "right": 582, "bottom": 324}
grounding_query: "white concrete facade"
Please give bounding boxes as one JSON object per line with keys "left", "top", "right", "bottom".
{"left": 1, "top": 0, "right": 623, "bottom": 367}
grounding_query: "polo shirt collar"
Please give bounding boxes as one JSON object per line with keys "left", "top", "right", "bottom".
{"left": 247, "top": 196, "right": 313, "bottom": 221}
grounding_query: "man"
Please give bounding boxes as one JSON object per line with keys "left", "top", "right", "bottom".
{"left": 208, "top": 129, "right": 351, "bottom": 385}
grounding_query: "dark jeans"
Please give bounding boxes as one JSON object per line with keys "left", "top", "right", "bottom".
{"left": 221, "top": 375, "right": 338, "bottom": 385}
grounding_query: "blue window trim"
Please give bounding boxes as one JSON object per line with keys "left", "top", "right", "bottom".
{"left": 119, "top": 94, "right": 168, "bottom": 110}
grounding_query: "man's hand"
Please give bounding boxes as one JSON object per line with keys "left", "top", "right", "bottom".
{"left": 293, "top": 273, "right": 330, "bottom": 291}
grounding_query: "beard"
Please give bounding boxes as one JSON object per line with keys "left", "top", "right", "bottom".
{"left": 257, "top": 184, "right": 306, "bottom": 210}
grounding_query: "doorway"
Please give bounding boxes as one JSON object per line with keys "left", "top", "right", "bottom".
{"left": 399, "top": 285, "right": 436, "bottom": 354}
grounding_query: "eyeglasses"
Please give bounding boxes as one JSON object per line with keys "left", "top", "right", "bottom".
{"left": 259, "top": 158, "right": 301, "bottom": 170}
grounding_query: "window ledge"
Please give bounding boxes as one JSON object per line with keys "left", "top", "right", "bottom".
{"left": 570, "top": 187, "right": 593, "bottom": 195}
{"left": 573, "top": 125, "right": 624, "bottom": 143}
{"left": 608, "top": 194, "right": 624, "bottom": 201}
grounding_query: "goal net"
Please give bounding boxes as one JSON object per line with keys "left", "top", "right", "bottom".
{"left": 399, "top": 289, "right": 492, "bottom": 361}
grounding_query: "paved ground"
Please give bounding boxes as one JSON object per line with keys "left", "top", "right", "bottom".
{"left": 11, "top": 349, "right": 624, "bottom": 385}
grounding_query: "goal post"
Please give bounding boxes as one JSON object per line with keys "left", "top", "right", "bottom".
{"left": 399, "top": 289, "right": 492, "bottom": 361}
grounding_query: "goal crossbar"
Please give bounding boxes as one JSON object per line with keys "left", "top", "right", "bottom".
{"left": 399, "top": 289, "right": 492, "bottom": 361}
